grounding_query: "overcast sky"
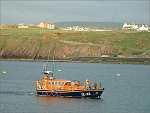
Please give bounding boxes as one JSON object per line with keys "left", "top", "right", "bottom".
{"left": 0, "top": 0, "right": 149, "bottom": 24}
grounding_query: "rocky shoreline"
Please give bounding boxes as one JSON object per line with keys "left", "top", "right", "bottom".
{"left": 1, "top": 57, "right": 150, "bottom": 64}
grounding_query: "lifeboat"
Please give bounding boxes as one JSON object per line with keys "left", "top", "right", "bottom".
{"left": 36, "top": 70, "right": 104, "bottom": 98}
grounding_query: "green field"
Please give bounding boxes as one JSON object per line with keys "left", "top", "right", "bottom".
{"left": 0, "top": 28, "right": 150, "bottom": 60}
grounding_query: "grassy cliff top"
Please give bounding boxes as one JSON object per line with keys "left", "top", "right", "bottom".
{"left": 0, "top": 28, "right": 150, "bottom": 59}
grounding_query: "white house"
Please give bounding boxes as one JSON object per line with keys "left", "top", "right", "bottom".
{"left": 137, "top": 25, "right": 149, "bottom": 32}
{"left": 37, "top": 22, "right": 55, "bottom": 29}
{"left": 122, "top": 23, "right": 138, "bottom": 30}
{"left": 47, "top": 24, "right": 55, "bottom": 29}
{"left": 18, "top": 23, "right": 29, "bottom": 28}
{"left": 122, "top": 22, "right": 149, "bottom": 32}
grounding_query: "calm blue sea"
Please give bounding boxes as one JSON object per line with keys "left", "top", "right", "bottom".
{"left": 0, "top": 61, "right": 150, "bottom": 113}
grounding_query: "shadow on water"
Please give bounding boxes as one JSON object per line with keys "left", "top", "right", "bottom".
{"left": 34, "top": 95, "right": 104, "bottom": 105}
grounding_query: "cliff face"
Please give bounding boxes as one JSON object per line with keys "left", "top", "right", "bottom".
{"left": 0, "top": 38, "right": 113, "bottom": 59}
{"left": 0, "top": 28, "right": 150, "bottom": 59}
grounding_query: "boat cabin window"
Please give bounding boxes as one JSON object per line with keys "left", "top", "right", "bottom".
{"left": 48, "top": 82, "right": 65, "bottom": 85}
{"left": 56, "top": 82, "right": 60, "bottom": 85}
{"left": 52, "top": 82, "right": 54, "bottom": 85}
{"left": 54, "top": 82, "right": 57, "bottom": 85}
{"left": 60, "top": 82, "right": 64, "bottom": 85}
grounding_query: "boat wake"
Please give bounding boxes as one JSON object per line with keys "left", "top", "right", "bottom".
{"left": 0, "top": 90, "right": 35, "bottom": 96}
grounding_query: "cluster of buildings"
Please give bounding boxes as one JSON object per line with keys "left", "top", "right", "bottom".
{"left": 122, "top": 23, "right": 149, "bottom": 32}
{"left": 63, "top": 26, "right": 89, "bottom": 31}
{"left": 17, "top": 22, "right": 55, "bottom": 29}
{"left": 63, "top": 26, "right": 112, "bottom": 32}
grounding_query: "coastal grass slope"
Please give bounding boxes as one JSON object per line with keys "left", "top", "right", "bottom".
{"left": 0, "top": 28, "right": 150, "bottom": 63}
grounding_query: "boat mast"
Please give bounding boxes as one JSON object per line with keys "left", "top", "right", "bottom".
{"left": 43, "top": 63, "right": 48, "bottom": 72}
{"left": 48, "top": 48, "right": 55, "bottom": 77}
{"left": 52, "top": 49, "right": 55, "bottom": 75}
